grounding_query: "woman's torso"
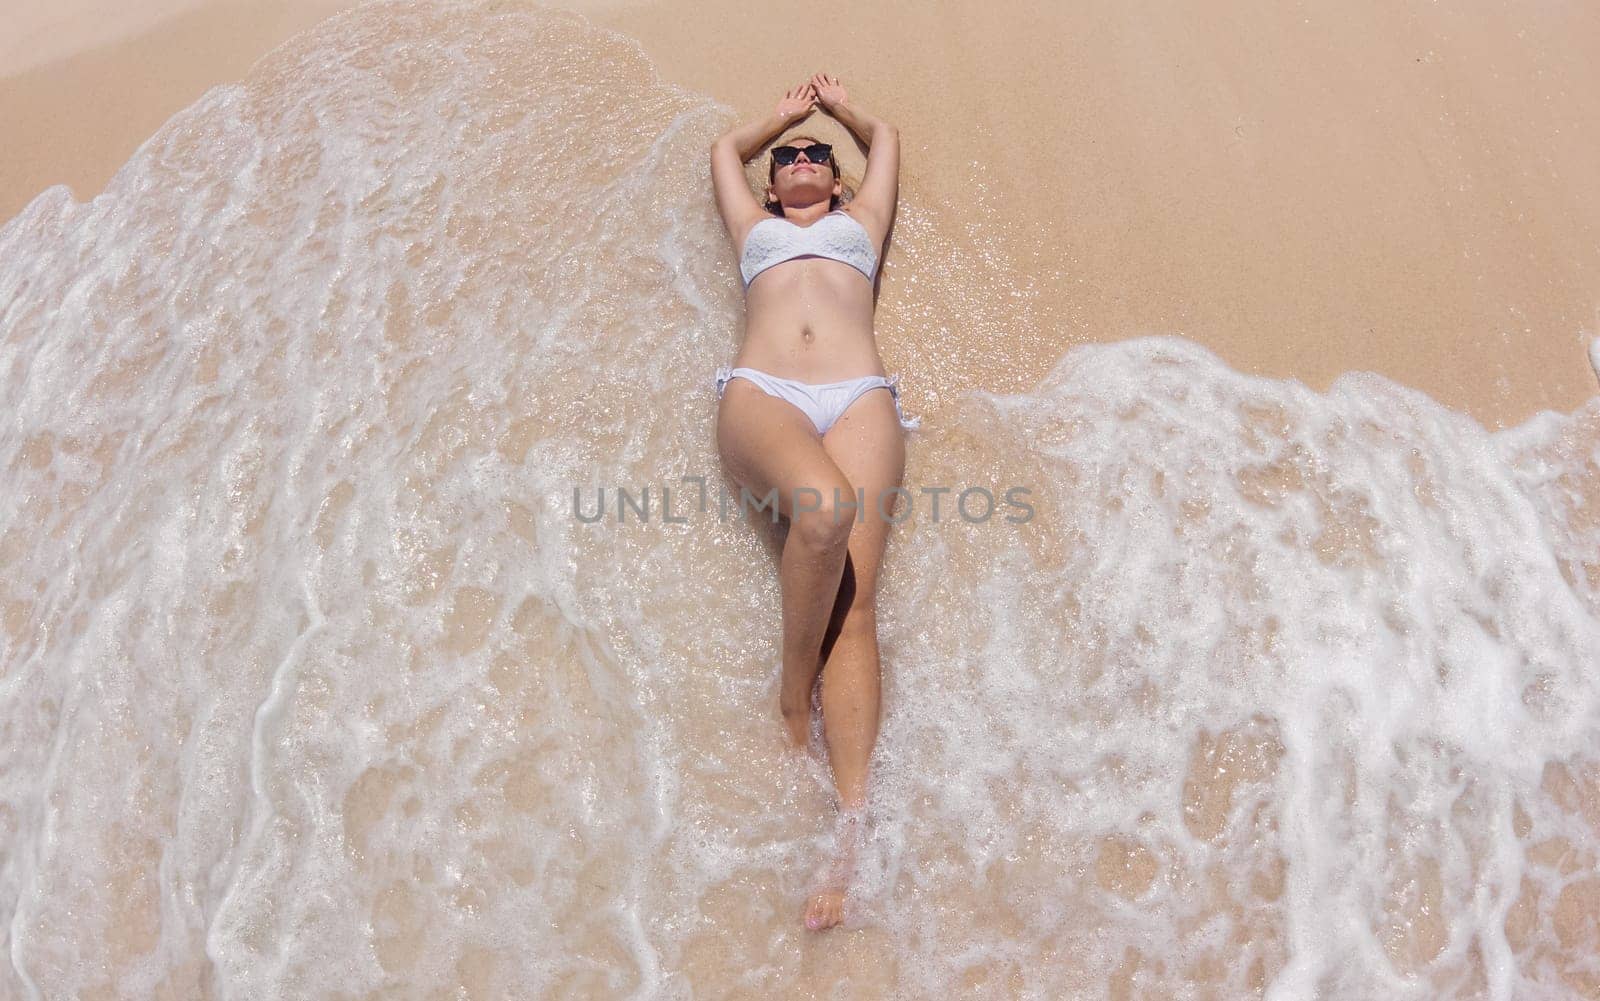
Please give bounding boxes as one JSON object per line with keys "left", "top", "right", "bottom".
{"left": 732, "top": 207, "right": 886, "bottom": 382}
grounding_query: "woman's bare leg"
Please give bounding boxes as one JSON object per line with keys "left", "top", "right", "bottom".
{"left": 817, "top": 395, "right": 904, "bottom": 809}
{"left": 803, "top": 387, "right": 907, "bottom": 931}
{"left": 715, "top": 380, "right": 856, "bottom": 749}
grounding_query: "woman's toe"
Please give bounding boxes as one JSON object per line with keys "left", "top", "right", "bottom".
{"left": 803, "top": 891, "right": 845, "bottom": 931}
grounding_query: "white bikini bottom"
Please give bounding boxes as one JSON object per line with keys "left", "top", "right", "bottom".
{"left": 714, "top": 365, "right": 921, "bottom": 436}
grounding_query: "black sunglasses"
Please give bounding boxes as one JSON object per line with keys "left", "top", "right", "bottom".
{"left": 771, "top": 143, "right": 833, "bottom": 167}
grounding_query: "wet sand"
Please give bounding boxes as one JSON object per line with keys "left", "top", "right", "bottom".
{"left": 0, "top": 0, "right": 353, "bottom": 225}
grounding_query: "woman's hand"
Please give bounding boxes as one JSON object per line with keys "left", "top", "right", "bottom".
{"left": 775, "top": 82, "right": 817, "bottom": 122}
{"left": 810, "top": 72, "right": 848, "bottom": 111}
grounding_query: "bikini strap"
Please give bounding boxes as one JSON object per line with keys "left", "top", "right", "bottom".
{"left": 884, "top": 374, "right": 922, "bottom": 431}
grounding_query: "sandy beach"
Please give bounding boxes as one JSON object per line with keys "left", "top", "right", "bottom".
{"left": 0, "top": 0, "right": 353, "bottom": 225}
{"left": 5, "top": 0, "right": 1598, "bottom": 428}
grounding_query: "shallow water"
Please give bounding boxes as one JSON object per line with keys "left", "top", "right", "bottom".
{"left": 1, "top": 1, "right": 1597, "bottom": 998}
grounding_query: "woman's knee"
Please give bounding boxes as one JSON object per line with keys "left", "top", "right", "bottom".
{"left": 791, "top": 484, "right": 857, "bottom": 552}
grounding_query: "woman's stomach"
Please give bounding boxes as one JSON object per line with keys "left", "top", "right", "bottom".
{"left": 732, "top": 324, "right": 886, "bottom": 382}
{"left": 736, "top": 266, "right": 883, "bottom": 380}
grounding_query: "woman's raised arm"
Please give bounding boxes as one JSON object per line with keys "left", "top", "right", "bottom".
{"left": 811, "top": 73, "right": 898, "bottom": 236}
{"left": 709, "top": 83, "right": 817, "bottom": 236}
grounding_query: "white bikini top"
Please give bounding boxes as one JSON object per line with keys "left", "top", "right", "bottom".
{"left": 739, "top": 210, "right": 879, "bottom": 288}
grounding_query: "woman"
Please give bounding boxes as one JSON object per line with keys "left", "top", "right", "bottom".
{"left": 709, "top": 73, "right": 917, "bottom": 933}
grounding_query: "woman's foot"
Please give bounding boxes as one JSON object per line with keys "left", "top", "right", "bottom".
{"left": 803, "top": 887, "right": 846, "bottom": 932}
{"left": 803, "top": 808, "right": 865, "bottom": 932}
{"left": 779, "top": 675, "right": 824, "bottom": 753}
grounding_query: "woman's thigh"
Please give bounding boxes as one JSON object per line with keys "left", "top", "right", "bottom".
{"left": 716, "top": 379, "right": 852, "bottom": 521}
{"left": 819, "top": 388, "right": 908, "bottom": 600}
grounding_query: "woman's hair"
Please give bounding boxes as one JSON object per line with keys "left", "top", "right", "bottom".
{"left": 765, "top": 134, "right": 854, "bottom": 216}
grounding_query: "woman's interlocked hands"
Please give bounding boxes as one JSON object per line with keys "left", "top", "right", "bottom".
{"left": 774, "top": 74, "right": 850, "bottom": 121}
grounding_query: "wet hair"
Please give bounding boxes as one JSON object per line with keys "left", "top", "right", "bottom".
{"left": 765, "top": 135, "right": 853, "bottom": 216}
